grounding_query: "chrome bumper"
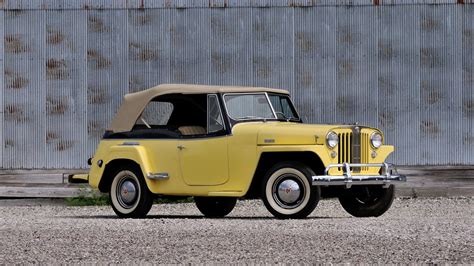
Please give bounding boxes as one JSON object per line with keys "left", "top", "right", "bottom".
{"left": 312, "top": 163, "right": 406, "bottom": 188}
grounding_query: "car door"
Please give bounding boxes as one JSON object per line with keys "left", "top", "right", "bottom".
{"left": 178, "top": 94, "right": 229, "bottom": 186}
{"left": 132, "top": 100, "right": 183, "bottom": 193}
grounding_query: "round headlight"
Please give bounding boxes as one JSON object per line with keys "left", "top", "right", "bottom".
{"left": 326, "top": 131, "right": 339, "bottom": 149}
{"left": 370, "top": 132, "right": 383, "bottom": 149}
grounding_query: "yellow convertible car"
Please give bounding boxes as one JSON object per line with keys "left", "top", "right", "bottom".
{"left": 73, "top": 84, "right": 406, "bottom": 219}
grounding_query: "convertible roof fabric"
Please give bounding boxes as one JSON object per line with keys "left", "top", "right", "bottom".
{"left": 108, "top": 84, "right": 290, "bottom": 132}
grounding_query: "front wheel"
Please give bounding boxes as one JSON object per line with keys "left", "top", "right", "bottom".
{"left": 194, "top": 197, "right": 237, "bottom": 218}
{"left": 261, "top": 162, "right": 320, "bottom": 219}
{"left": 110, "top": 167, "right": 153, "bottom": 218}
{"left": 338, "top": 185, "right": 395, "bottom": 217}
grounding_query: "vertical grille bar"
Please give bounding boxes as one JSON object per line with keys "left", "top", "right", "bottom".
{"left": 363, "top": 132, "right": 370, "bottom": 171}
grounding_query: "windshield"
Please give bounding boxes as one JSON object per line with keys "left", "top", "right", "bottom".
{"left": 224, "top": 93, "right": 300, "bottom": 121}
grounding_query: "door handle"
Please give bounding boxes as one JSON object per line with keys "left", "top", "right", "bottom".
{"left": 177, "top": 145, "right": 185, "bottom": 150}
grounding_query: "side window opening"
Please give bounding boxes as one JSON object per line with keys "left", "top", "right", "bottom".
{"left": 207, "top": 94, "right": 225, "bottom": 134}
{"left": 136, "top": 101, "right": 174, "bottom": 129}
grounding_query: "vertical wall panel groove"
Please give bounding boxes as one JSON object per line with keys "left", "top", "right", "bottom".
{"left": 45, "top": 10, "right": 87, "bottom": 168}
{"left": 0, "top": 10, "right": 4, "bottom": 169}
{"left": 3, "top": 10, "right": 46, "bottom": 169}
{"left": 86, "top": 10, "right": 128, "bottom": 160}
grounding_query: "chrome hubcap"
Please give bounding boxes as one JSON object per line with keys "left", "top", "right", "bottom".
{"left": 272, "top": 174, "right": 306, "bottom": 209}
{"left": 277, "top": 179, "right": 301, "bottom": 204}
{"left": 118, "top": 179, "right": 138, "bottom": 208}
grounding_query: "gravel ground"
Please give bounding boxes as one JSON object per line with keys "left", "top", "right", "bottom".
{"left": 0, "top": 197, "right": 472, "bottom": 264}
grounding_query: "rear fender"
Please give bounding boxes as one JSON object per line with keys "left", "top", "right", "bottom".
{"left": 88, "top": 144, "right": 153, "bottom": 190}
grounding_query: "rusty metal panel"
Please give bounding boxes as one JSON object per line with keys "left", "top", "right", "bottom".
{"left": 170, "top": 8, "right": 211, "bottom": 84}
{"left": 335, "top": 6, "right": 378, "bottom": 126}
{"left": 45, "top": 10, "right": 87, "bottom": 168}
{"left": 3, "top": 10, "right": 46, "bottom": 168}
{"left": 377, "top": 5, "right": 421, "bottom": 165}
{"left": 462, "top": 5, "right": 474, "bottom": 165}
{"left": 209, "top": 8, "right": 252, "bottom": 86}
{"left": 419, "top": 5, "right": 463, "bottom": 165}
{"left": 0, "top": 11, "right": 3, "bottom": 168}
{"left": 294, "top": 7, "right": 337, "bottom": 124}
{"left": 129, "top": 9, "right": 171, "bottom": 92}
{"left": 87, "top": 10, "right": 129, "bottom": 157}
{"left": 252, "top": 7, "right": 294, "bottom": 93}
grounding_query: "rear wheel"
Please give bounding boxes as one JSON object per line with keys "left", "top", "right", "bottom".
{"left": 338, "top": 185, "right": 395, "bottom": 217}
{"left": 261, "top": 162, "right": 320, "bottom": 219}
{"left": 110, "top": 167, "right": 153, "bottom": 218}
{"left": 194, "top": 197, "right": 237, "bottom": 218}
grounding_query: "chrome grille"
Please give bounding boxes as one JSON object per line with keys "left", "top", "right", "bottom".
{"left": 338, "top": 129, "right": 369, "bottom": 173}
{"left": 338, "top": 132, "right": 352, "bottom": 168}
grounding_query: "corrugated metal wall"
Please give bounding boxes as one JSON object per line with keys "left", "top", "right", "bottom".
{"left": 0, "top": 1, "right": 473, "bottom": 169}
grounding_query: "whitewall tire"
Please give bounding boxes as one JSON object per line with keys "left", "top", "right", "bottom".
{"left": 110, "top": 167, "right": 153, "bottom": 218}
{"left": 261, "top": 162, "right": 320, "bottom": 219}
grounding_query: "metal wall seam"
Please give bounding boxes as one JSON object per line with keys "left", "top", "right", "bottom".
{"left": 293, "top": 7, "right": 337, "bottom": 124}
{"left": 462, "top": 5, "right": 474, "bottom": 165}
{"left": 170, "top": 8, "right": 211, "bottom": 85}
{"left": 0, "top": 10, "right": 3, "bottom": 168}
{"left": 45, "top": 10, "right": 87, "bottom": 168}
{"left": 419, "top": 5, "right": 463, "bottom": 165}
{"left": 3, "top": 10, "right": 46, "bottom": 169}
{"left": 86, "top": 10, "right": 129, "bottom": 160}
{"left": 377, "top": 5, "right": 421, "bottom": 165}
{"left": 251, "top": 8, "right": 294, "bottom": 91}
{"left": 335, "top": 6, "right": 378, "bottom": 126}
{"left": 209, "top": 8, "right": 252, "bottom": 86}
{"left": 129, "top": 9, "right": 171, "bottom": 93}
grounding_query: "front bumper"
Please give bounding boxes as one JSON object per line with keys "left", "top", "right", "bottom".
{"left": 312, "top": 163, "right": 406, "bottom": 188}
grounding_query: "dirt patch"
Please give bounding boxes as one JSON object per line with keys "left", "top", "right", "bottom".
{"left": 87, "top": 86, "right": 107, "bottom": 104}
{"left": 46, "top": 97, "right": 69, "bottom": 115}
{"left": 420, "top": 120, "right": 440, "bottom": 136}
{"left": 87, "top": 49, "right": 111, "bottom": 69}
{"left": 421, "top": 17, "right": 441, "bottom": 32}
{"left": 295, "top": 32, "right": 313, "bottom": 53}
{"left": 5, "top": 34, "right": 28, "bottom": 54}
{"left": 4, "top": 104, "right": 28, "bottom": 122}
{"left": 55, "top": 140, "right": 74, "bottom": 151}
{"left": 46, "top": 26, "right": 65, "bottom": 45}
{"left": 88, "top": 15, "right": 110, "bottom": 33}
{"left": 46, "top": 58, "right": 70, "bottom": 80}
{"left": 46, "top": 131, "right": 60, "bottom": 144}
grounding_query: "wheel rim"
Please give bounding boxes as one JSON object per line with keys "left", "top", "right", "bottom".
{"left": 352, "top": 186, "right": 383, "bottom": 204}
{"left": 116, "top": 176, "right": 139, "bottom": 209}
{"left": 272, "top": 174, "right": 305, "bottom": 209}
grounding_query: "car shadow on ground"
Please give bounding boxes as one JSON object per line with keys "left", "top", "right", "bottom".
{"left": 61, "top": 214, "right": 348, "bottom": 220}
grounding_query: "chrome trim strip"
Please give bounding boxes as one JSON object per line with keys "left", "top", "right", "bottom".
{"left": 265, "top": 92, "right": 278, "bottom": 119}
{"left": 147, "top": 172, "right": 169, "bottom": 180}
{"left": 312, "top": 162, "right": 406, "bottom": 188}
{"left": 120, "top": 142, "right": 140, "bottom": 146}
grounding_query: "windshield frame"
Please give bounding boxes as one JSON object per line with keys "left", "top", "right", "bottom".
{"left": 222, "top": 92, "right": 301, "bottom": 123}
{"left": 267, "top": 93, "right": 301, "bottom": 122}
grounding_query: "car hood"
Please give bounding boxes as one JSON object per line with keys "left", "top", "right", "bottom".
{"left": 256, "top": 122, "right": 341, "bottom": 145}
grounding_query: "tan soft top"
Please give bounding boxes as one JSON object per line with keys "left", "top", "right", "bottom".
{"left": 108, "top": 84, "right": 290, "bottom": 132}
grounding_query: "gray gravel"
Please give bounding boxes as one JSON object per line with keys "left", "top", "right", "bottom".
{"left": 0, "top": 197, "right": 472, "bottom": 264}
